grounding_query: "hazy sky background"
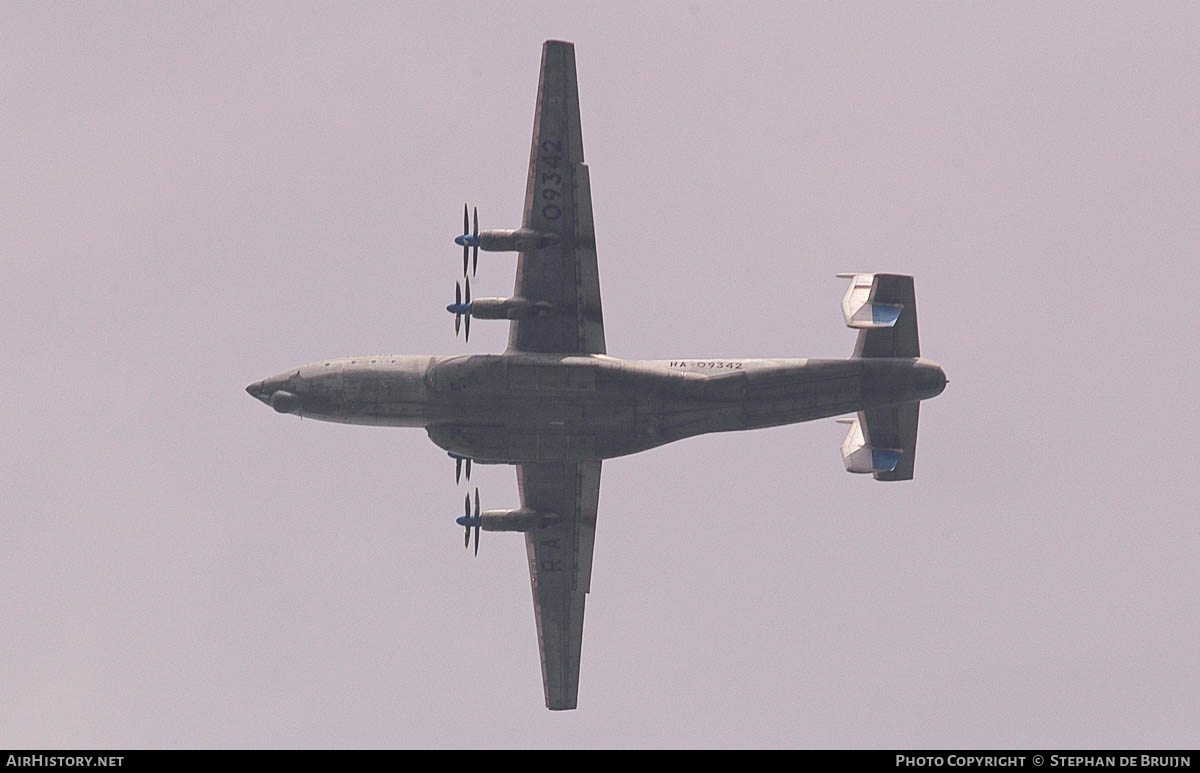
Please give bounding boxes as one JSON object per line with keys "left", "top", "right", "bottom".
{"left": 4, "top": 1, "right": 1198, "bottom": 749}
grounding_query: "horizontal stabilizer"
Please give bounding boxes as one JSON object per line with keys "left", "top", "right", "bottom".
{"left": 837, "top": 402, "right": 920, "bottom": 481}
{"left": 837, "top": 273, "right": 920, "bottom": 358}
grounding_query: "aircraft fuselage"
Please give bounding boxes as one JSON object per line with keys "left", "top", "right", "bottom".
{"left": 246, "top": 353, "right": 946, "bottom": 463}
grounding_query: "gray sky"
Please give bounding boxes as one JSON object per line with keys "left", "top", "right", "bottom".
{"left": 3, "top": 1, "right": 1198, "bottom": 749}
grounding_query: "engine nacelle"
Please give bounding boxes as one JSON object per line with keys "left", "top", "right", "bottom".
{"left": 480, "top": 508, "right": 562, "bottom": 532}
{"left": 479, "top": 228, "right": 561, "bottom": 252}
{"left": 837, "top": 417, "right": 901, "bottom": 473}
{"left": 837, "top": 273, "right": 903, "bottom": 329}
{"left": 469, "top": 296, "right": 555, "bottom": 320}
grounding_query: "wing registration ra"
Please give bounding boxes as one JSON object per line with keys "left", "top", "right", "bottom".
{"left": 246, "top": 40, "right": 949, "bottom": 710}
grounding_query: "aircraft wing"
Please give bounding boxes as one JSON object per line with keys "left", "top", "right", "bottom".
{"left": 509, "top": 40, "right": 606, "bottom": 355}
{"left": 517, "top": 460, "right": 602, "bottom": 710}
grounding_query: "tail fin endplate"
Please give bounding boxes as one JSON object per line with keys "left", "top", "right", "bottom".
{"left": 838, "top": 273, "right": 919, "bottom": 359}
{"left": 838, "top": 404, "right": 920, "bottom": 482}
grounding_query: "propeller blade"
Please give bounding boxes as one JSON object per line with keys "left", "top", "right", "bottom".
{"left": 453, "top": 282, "right": 462, "bottom": 336}
{"left": 462, "top": 204, "right": 470, "bottom": 275}
{"left": 472, "top": 206, "right": 479, "bottom": 276}
{"left": 455, "top": 457, "right": 462, "bottom": 484}
{"left": 465, "top": 458, "right": 472, "bottom": 481}
{"left": 456, "top": 282, "right": 463, "bottom": 335}
{"left": 463, "top": 275, "right": 470, "bottom": 340}
{"left": 463, "top": 490, "right": 470, "bottom": 547}
{"left": 473, "top": 487, "right": 481, "bottom": 556}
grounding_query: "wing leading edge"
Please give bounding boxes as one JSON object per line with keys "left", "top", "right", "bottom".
{"left": 518, "top": 460, "right": 602, "bottom": 710}
{"left": 510, "top": 41, "right": 605, "bottom": 711}
{"left": 509, "top": 41, "right": 605, "bottom": 355}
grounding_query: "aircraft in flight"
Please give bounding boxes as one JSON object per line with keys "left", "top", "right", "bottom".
{"left": 246, "top": 40, "right": 947, "bottom": 710}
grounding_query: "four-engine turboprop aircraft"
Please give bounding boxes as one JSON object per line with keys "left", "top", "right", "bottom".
{"left": 246, "top": 40, "right": 948, "bottom": 710}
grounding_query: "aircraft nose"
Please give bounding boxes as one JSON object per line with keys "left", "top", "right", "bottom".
{"left": 245, "top": 380, "right": 267, "bottom": 401}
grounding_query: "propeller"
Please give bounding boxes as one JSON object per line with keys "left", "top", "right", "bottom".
{"left": 449, "top": 452, "right": 472, "bottom": 484}
{"left": 455, "top": 487, "right": 482, "bottom": 556}
{"left": 454, "top": 204, "right": 480, "bottom": 276}
{"left": 447, "top": 276, "right": 472, "bottom": 342}
{"left": 472, "top": 206, "right": 479, "bottom": 276}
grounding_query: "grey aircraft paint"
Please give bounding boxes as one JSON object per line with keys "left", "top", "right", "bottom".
{"left": 247, "top": 40, "right": 946, "bottom": 710}
{"left": 246, "top": 354, "right": 945, "bottom": 462}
